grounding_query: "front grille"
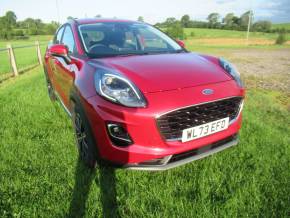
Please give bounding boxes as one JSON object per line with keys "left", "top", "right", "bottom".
{"left": 157, "top": 97, "right": 243, "bottom": 141}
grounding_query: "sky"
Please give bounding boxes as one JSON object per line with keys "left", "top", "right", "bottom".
{"left": 0, "top": 0, "right": 289, "bottom": 24}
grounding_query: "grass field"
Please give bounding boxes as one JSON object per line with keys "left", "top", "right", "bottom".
{"left": 0, "top": 50, "right": 290, "bottom": 218}
{"left": 183, "top": 28, "right": 290, "bottom": 48}
{"left": 184, "top": 28, "right": 283, "bottom": 40}
{"left": 0, "top": 35, "right": 51, "bottom": 77}
{"left": 272, "top": 23, "right": 290, "bottom": 30}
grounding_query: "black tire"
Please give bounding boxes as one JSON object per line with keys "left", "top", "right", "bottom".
{"left": 71, "top": 101, "right": 99, "bottom": 168}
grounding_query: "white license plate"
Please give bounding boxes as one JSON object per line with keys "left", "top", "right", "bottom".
{"left": 181, "top": 117, "right": 229, "bottom": 143}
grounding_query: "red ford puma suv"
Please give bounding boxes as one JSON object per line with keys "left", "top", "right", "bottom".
{"left": 44, "top": 18, "right": 245, "bottom": 170}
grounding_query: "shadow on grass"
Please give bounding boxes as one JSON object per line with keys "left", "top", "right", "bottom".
{"left": 67, "top": 159, "right": 119, "bottom": 218}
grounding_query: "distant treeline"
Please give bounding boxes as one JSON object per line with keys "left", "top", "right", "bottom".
{"left": 155, "top": 11, "right": 289, "bottom": 34}
{"left": 0, "top": 11, "right": 59, "bottom": 40}
{"left": 0, "top": 10, "right": 288, "bottom": 41}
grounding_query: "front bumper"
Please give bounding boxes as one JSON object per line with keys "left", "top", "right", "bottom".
{"left": 83, "top": 80, "right": 244, "bottom": 169}
{"left": 125, "top": 134, "right": 238, "bottom": 171}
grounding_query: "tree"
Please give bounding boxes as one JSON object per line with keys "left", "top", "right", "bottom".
{"left": 67, "top": 16, "right": 74, "bottom": 20}
{"left": 181, "top": 14, "right": 190, "bottom": 27}
{"left": 240, "top": 10, "right": 253, "bottom": 30}
{"left": 0, "top": 11, "right": 61, "bottom": 39}
{"left": 223, "top": 13, "right": 234, "bottom": 27}
{"left": 5, "top": 11, "right": 17, "bottom": 27}
{"left": 137, "top": 16, "right": 144, "bottom": 22}
{"left": 95, "top": 14, "right": 102, "bottom": 18}
{"left": 207, "top": 13, "right": 220, "bottom": 28}
{"left": 0, "top": 11, "right": 17, "bottom": 39}
{"left": 44, "top": 21, "right": 59, "bottom": 34}
{"left": 165, "top": 17, "right": 177, "bottom": 26}
{"left": 232, "top": 16, "right": 241, "bottom": 26}
{"left": 21, "top": 18, "right": 44, "bottom": 35}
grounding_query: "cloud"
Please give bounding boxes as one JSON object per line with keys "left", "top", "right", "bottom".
{"left": 254, "top": 0, "right": 290, "bottom": 23}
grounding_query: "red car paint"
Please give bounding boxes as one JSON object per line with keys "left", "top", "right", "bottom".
{"left": 44, "top": 18, "right": 245, "bottom": 170}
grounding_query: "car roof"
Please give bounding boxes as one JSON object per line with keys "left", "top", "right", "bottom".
{"left": 72, "top": 18, "right": 139, "bottom": 25}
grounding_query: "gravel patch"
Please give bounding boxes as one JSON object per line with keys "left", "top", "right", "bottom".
{"left": 219, "top": 48, "right": 290, "bottom": 93}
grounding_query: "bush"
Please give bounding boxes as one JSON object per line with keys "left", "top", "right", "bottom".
{"left": 190, "top": 31, "right": 195, "bottom": 37}
{"left": 28, "top": 28, "right": 38, "bottom": 35}
{"left": 14, "top": 29, "right": 24, "bottom": 36}
{"left": 15, "top": 35, "right": 29, "bottom": 40}
{"left": 166, "top": 22, "right": 185, "bottom": 39}
{"left": 0, "top": 30, "right": 14, "bottom": 40}
{"left": 275, "top": 32, "right": 287, "bottom": 45}
{"left": 252, "top": 20, "right": 272, "bottom": 32}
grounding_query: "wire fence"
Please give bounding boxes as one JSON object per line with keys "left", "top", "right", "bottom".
{"left": 0, "top": 41, "right": 47, "bottom": 83}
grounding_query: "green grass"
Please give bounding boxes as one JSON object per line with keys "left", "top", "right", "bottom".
{"left": 272, "top": 23, "right": 290, "bottom": 30}
{"left": 186, "top": 44, "right": 290, "bottom": 55}
{"left": 184, "top": 28, "right": 281, "bottom": 39}
{"left": 0, "top": 67, "right": 289, "bottom": 217}
{"left": 0, "top": 44, "right": 47, "bottom": 79}
{"left": 0, "top": 36, "right": 51, "bottom": 77}
{"left": 0, "top": 51, "right": 12, "bottom": 75}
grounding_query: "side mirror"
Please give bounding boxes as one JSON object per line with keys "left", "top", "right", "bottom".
{"left": 176, "top": 39, "right": 185, "bottom": 48}
{"left": 49, "top": 44, "right": 71, "bottom": 64}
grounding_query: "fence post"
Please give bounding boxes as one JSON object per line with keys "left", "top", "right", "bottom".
{"left": 7, "top": 44, "right": 18, "bottom": 76}
{"left": 35, "top": 41, "right": 43, "bottom": 66}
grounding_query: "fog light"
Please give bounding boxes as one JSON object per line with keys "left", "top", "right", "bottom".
{"left": 107, "top": 123, "right": 133, "bottom": 146}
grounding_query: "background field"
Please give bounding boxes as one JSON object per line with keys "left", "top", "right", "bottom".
{"left": 183, "top": 28, "right": 290, "bottom": 49}
{"left": 272, "top": 22, "right": 290, "bottom": 30}
{"left": 0, "top": 28, "right": 290, "bottom": 217}
{"left": 0, "top": 35, "right": 51, "bottom": 77}
{"left": 184, "top": 27, "right": 289, "bottom": 40}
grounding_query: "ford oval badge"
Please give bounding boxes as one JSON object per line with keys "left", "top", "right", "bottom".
{"left": 202, "top": 89, "right": 214, "bottom": 95}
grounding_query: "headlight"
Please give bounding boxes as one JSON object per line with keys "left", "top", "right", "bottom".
{"left": 95, "top": 71, "right": 147, "bottom": 107}
{"left": 219, "top": 58, "right": 243, "bottom": 87}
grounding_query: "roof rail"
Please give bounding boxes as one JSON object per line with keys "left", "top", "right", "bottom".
{"left": 68, "top": 17, "right": 79, "bottom": 24}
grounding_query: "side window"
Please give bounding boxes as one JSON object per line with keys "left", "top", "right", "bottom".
{"left": 125, "top": 31, "right": 137, "bottom": 49}
{"left": 61, "top": 26, "right": 76, "bottom": 54}
{"left": 54, "top": 27, "right": 64, "bottom": 44}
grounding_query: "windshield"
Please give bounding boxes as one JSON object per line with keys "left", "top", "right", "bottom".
{"left": 78, "top": 22, "right": 183, "bottom": 57}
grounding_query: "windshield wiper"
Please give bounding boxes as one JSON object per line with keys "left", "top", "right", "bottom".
{"left": 171, "top": 49, "right": 186, "bottom": 53}
{"left": 113, "top": 52, "right": 150, "bottom": 57}
{"left": 88, "top": 50, "right": 186, "bottom": 58}
{"left": 88, "top": 52, "right": 146, "bottom": 58}
{"left": 144, "top": 49, "right": 187, "bottom": 55}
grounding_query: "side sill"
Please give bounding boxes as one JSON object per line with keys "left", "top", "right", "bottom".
{"left": 54, "top": 91, "right": 72, "bottom": 117}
